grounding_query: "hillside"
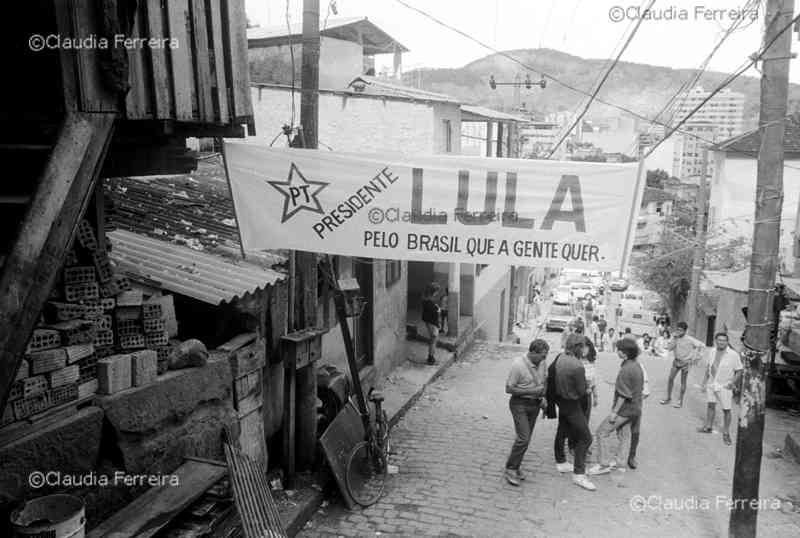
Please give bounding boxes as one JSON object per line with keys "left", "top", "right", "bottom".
{"left": 402, "top": 48, "right": 800, "bottom": 124}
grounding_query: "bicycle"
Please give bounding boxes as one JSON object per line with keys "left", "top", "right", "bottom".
{"left": 344, "top": 388, "right": 391, "bottom": 507}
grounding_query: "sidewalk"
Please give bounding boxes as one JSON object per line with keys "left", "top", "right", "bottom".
{"left": 277, "top": 326, "right": 476, "bottom": 535}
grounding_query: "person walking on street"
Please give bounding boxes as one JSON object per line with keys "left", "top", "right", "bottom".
{"left": 588, "top": 338, "right": 644, "bottom": 475}
{"left": 607, "top": 328, "right": 618, "bottom": 349}
{"left": 584, "top": 297, "right": 595, "bottom": 338}
{"left": 622, "top": 327, "right": 636, "bottom": 341}
{"left": 617, "top": 359, "right": 650, "bottom": 469}
{"left": 698, "top": 333, "right": 743, "bottom": 446}
{"left": 438, "top": 286, "right": 449, "bottom": 336}
{"left": 421, "top": 283, "right": 441, "bottom": 365}
{"left": 659, "top": 321, "right": 705, "bottom": 408}
{"left": 548, "top": 334, "right": 596, "bottom": 491}
{"left": 558, "top": 336, "right": 598, "bottom": 461}
{"left": 596, "top": 316, "right": 608, "bottom": 351}
{"left": 504, "top": 339, "right": 549, "bottom": 486}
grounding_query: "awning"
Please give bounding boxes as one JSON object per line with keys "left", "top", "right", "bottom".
{"left": 108, "top": 230, "right": 285, "bottom": 305}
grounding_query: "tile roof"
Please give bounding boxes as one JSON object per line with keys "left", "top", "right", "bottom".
{"left": 104, "top": 160, "right": 286, "bottom": 269}
{"left": 108, "top": 230, "right": 284, "bottom": 305}
{"left": 713, "top": 117, "right": 800, "bottom": 156}
{"left": 641, "top": 186, "right": 674, "bottom": 206}
{"left": 704, "top": 268, "right": 800, "bottom": 300}
{"left": 247, "top": 17, "right": 408, "bottom": 55}
{"left": 347, "top": 76, "right": 461, "bottom": 104}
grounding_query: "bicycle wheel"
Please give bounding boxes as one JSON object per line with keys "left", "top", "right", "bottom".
{"left": 345, "top": 440, "right": 387, "bottom": 506}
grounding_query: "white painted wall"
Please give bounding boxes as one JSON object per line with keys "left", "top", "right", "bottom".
{"left": 709, "top": 152, "right": 800, "bottom": 273}
{"left": 250, "top": 86, "right": 437, "bottom": 154}
{"left": 249, "top": 37, "right": 364, "bottom": 90}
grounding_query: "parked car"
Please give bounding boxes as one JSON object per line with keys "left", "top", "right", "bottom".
{"left": 609, "top": 278, "right": 629, "bottom": 292}
{"left": 569, "top": 282, "right": 595, "bottom": 300}
{"left": 546, "top": 303, "right": 575, "bottom": 331}
{"left": 552, "top": 285, "right": 572, "bottom": 304}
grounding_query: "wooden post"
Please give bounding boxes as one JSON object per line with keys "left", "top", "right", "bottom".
{"left": 294, "top": 0, "right": 321, "bottom": 473}
{"left": 485, "top": 122, "right": 493, "bottom": 157}
{"left": 686, "top": 149, "right": 709, "bottom": 333}
{"left": 730, "top": 0, "right": 793, "bottom": 535}
{"left": 0, "top": 113, "right": 114, "bottom": 412}
{"left": 496, "top": 122, "right": 504, "bottom": 157}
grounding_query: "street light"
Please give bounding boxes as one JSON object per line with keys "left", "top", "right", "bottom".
{"left": 489, "top": 74, "right": 546, "bottom": 90}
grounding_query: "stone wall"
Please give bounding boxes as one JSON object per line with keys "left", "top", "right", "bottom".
{"left": 96, "top": 357, "right": 236, "bottom": 474}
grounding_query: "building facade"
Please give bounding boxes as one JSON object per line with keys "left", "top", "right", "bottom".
{"left": 673, "top": 87, "right": 745, "bottom": 141}
{"left": 709, "top": 119, "right": 800, "bottom": 275}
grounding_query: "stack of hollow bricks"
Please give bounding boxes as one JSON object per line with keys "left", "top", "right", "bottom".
{"left": 0, "top": 220, "right": 170, "bottom": 427}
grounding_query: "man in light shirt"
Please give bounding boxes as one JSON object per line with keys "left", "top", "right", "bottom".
{"left": 659, "top": 321, "right": 705, "bottom": 408}
{"left": 697, "top": 332, "right": 743, "bottom": 446}
{"left": 504, "top": 339, "right": 549, "bottom": 486}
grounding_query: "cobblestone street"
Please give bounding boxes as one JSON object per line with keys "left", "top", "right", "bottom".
{"left": 300, "top": 334, "right": 800, "bottom": 538}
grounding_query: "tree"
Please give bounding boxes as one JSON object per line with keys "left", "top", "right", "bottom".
{"left": 632, "top": 230, "right": 692, "bottom": 322}
{"left": 646, "top": 169, "right": 670, "bottom": 189}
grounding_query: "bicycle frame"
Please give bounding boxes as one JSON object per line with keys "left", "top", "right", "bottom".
{"left": 323, "top": 255, "right": 377, "bottom": 446}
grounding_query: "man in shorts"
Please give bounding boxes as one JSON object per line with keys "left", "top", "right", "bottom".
{"left": 659, "top": 322, "right": 704, "bottom": 408}
{"left": 698, "top": 333, "right": 743, "bottom": 446}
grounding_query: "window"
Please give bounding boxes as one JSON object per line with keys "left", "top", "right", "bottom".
{"left": 385, "top": 260, "right": 401, "bottom": 287}
{"left": 443, "top": 119, "right": 453, "bottom": 153}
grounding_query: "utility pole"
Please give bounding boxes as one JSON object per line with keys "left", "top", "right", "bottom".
{"left": 291, "top": 0, "right": 321, "bottom": 476}
{"left": 686, "top": 149, "right": 709, "bottom": 333}
{"left": 731, "top": 0, "right": 793, "bottom": 536}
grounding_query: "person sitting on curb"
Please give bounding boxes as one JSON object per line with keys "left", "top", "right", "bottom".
{"left": 698, "top": 332, "right": 743, "bottom": 446}
{"left": 548, "top": 334, "right": 596, "bottom": 491}
{"left": 659, "top": 321, "right": 705, "bottom": 408}
{"left": 587, "top": 338, "right": 644, "bottom": 476}
{"left": 504, "top": 339, "right": 549, "bottom": 486}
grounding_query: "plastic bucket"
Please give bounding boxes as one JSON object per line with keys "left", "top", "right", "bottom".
{"left": 10, "top": 494, "right": 85, "bottom": 538}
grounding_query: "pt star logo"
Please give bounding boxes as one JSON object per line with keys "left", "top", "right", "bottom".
{"left": 267, "top": 163, "right": 329, "bottom": 223}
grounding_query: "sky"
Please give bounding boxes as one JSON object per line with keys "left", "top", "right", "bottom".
{"left": 246, "top": 0, "right": 800, "bottom": 84}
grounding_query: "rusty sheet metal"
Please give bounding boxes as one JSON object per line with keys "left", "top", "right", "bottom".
{"left": 108, "top": 230, "right": 284, "bottom": 305}
{"left": 223, "top": 439, "right": 287, "bottom": 538}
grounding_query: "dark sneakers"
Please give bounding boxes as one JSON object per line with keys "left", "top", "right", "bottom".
{"left": 627, "top": 457, "right": 638, "bottom": 469}
{"left": 427, "top": 355, "right": 436, "bottom": 365}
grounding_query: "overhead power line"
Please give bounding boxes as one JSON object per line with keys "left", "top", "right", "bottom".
{"left": 392, "top": 0, "right": 800, "bottom": 167}
{"left": 547, "top": 0, "right": 655, "bottom": 158}
{"left": 642, "top": 7, "right": 800, "bottom": 159}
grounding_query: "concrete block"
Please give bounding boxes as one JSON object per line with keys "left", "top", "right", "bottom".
{"left": 29, "top": 348, "right": 67, "bottom": 375}
{"left": 97, "top": 357, "right": 232, "bottom": 433}
{"left": 131, "top": 350, "right": 157, "bottom": 387}
{"left": 47, "top": 364, "right": 80, "bottom": 388}
{"left": 78, "top": 379, "right": 99, "bottom": 399}
{"left": 0, "top": 407, "right": 104, "bottom": 500}
{"left": 97, "top": 354, "right": 132, "bottom": 395}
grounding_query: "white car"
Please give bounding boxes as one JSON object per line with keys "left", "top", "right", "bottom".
{"left": 553, "top": 286, "right": 572, "bottom": 304}
{"left": 570, "top": 282, "right": 595, "bottom": 300}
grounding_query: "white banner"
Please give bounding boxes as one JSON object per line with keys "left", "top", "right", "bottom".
{"left": 224, "top": 143, "right": 645, "bottom": 270}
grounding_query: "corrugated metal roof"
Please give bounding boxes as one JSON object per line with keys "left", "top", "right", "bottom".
{"left": 461, "top": 105, "right": 527, "bottom": 123}
{"left": 247, "top": 17, "right": 409, "bottom": 54}
{"left": 108, "top": 230, "right": 285, "bottom": 305}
